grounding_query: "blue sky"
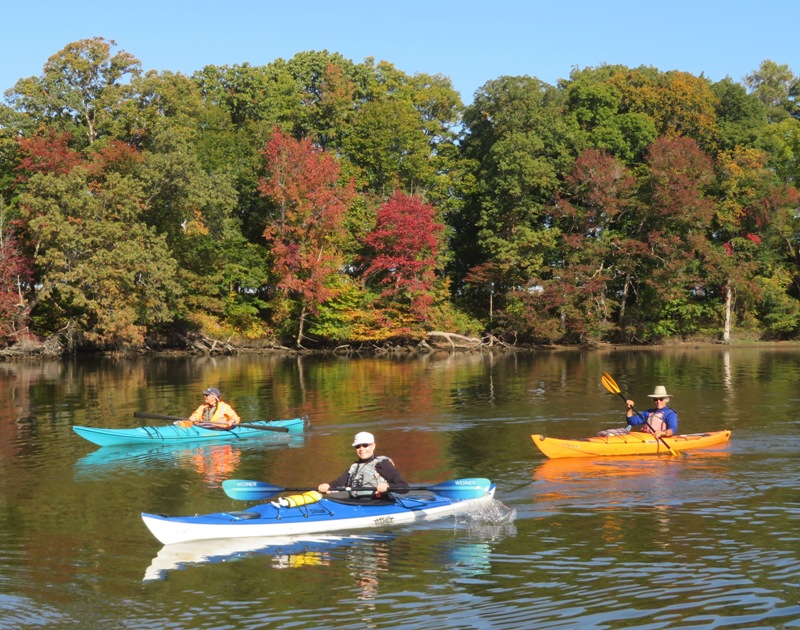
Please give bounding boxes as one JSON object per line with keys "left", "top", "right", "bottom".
{"left": 2, "top": 1, "right": 798, "bottom": 105}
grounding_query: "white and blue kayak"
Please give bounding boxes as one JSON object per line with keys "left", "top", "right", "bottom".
{"left": 73, "top": 415, "right": 308, "bottom": 447}
{"left": 141, "top": 478, "right": 496, "bottom": 544}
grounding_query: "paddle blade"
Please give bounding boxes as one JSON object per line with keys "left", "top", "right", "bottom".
{"left": 601, "top": 372, "right": 622, "bottom": 395}
{"left": 427, "top": 478, "right": 493, "bottom": 499}
{"left": 222, "top": 479, "right": 286, "bottom": 501}
{"left": 659, "top": 437, "right": 682, "bottom": 458}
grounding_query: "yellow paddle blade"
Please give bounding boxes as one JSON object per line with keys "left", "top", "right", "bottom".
{"left": 659, "top": 437, "right": 681, "bottom": 458}
{"left": 601, "top": 372, "right": 621, "bottom": 395}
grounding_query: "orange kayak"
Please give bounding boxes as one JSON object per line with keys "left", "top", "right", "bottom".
{"left": 531, "top": 430, "right": 731, "bottom": 459}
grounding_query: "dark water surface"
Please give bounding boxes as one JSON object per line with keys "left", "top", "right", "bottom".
{"left": 1, "top": 347, "right": 798, "bottom": 629}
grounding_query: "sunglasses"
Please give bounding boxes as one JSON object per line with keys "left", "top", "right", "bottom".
{"left": 654, "top": 397, "right": 666, "bottom": 401}
{"left": 354, "top": 443, "right": 372, "bottom": 449}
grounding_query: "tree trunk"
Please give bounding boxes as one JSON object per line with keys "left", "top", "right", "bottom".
{"left": 296, "top": 304, "right": 307, "bottom": 348}
{"left": 618, "top": 273, "right": 631, "bottom": 324}
{"left": 722, "top": 284, "right": 733, "bottom": 344}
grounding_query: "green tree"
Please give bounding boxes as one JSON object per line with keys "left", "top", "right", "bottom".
{"left": 744, "top": 60, "right": 800, "bottom": 122}
{"left": 113, "top": 70, "right": 261, "bottom": 337}
{"left": 343, "top": 97, "right": 435, "bottom": 195}
{"left": 17, "top": 139, "right": 182, "bottom": 348}
{"left": 710, "top": 77, "right": 769, "bottom": 152}
{"left": 456, "top": 76, "right": 575, "bottom": 321}
{"left": 563, "top": 66, "right": 658, "bottom": 164}
{"left": 6, "top": 37, "right": 141, "bottom": 147}
{"left": 712, "top": 145, "right": 800, "bottom": 337}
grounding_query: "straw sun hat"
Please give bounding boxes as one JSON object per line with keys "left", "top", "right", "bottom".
{"left": 647, "top": 385, "right": 672, "bottom": 398}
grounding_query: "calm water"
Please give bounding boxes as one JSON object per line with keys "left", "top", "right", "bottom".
{"left": 1, "top": 347, "right": 799, "bottom": 629}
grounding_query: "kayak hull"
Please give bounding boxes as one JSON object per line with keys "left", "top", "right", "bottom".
{"left": 531, "top": 430, "right": 731, "bottom": 459}
{"left": 142, "top": 485, "right": 496, "bottom": 545}
{"left": 73, "top": 417, "right": 307, "bottom": 446}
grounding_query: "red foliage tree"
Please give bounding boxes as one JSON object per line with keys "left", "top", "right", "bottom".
{"left": 643, "top": 136, "right": 715, "bottom": 232}
{"left": 15, "top": 131, "right": 84, "bottom": 178}
{"left": 531, "top": 149, "right": 639, "bottom": 342}
{"left": 17, "top": 132, "right": 142, "bottom": 181}
{"left": 362, "top": 191, "right": 444, "bottom": 322}
{"left": 259, "top": 127, "right": 355, "bottom": 346}
{"left": 85, "top": 139, "right": 144, "bottom": 177}
{"left": 0, "top": 219, "right": 33, "bottom": 346}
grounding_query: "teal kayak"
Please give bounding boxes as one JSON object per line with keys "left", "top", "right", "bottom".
{"left": 73, "top": 416, "right": 308, "bottom": 447}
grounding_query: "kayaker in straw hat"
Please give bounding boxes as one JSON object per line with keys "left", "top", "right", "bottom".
{"left": 599, "top": 385, "right": 679, "bottom": 437}
{"left": 187, "top": 387, "right": 241, "bottom": 428}
{"left": 318, "top": 431, "right": 409, "bottom": 498}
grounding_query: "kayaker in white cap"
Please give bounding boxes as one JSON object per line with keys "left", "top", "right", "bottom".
{"left": 188, "top": 386, "right": 241, "bottom": 428}
{"left": 318, "top": 431, "right": 409, "bottom": 497}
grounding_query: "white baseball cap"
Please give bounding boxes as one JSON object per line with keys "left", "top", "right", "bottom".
{"left": 352, "top": 431, "right": 375, "bottom": 446}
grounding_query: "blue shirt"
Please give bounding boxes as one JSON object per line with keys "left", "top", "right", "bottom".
{"left": 628, "top": 406, "right": 679, "bottom": 434}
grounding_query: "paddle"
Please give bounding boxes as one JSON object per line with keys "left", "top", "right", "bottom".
{"left": 600, "top": 372, "right": 681, "bottom": 457}
{"left": 221, "top": 477, "right": 493, "bottom": 501}
{"left": 133, "top": 412, "right": 289, "bottom": 433}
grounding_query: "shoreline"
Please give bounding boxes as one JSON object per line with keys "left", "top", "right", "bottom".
{"left": 3, "top": 335, "right": 800, "bottom": 362}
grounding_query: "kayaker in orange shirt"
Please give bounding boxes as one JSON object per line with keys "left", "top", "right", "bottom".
{"left": 188, "top": 387, "right": 241, "bottom": 428}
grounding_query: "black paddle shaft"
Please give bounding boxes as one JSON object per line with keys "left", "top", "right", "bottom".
{"left": 133, "top": 412, "right": 289, "bottom": 432}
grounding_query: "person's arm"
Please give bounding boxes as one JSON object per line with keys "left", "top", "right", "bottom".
{"left": 661, "top": 409, "right": 678, "bottom": 436}
{"left": 221, "top": 402, "right": 240, "bottom": 425}
{"left": 376, "top": 460, "right": 409, "bottom": 493}
{"left": 627, "top": 407, "right": 649, "bottom": 427}
{"left": 189, "top": 405, "right": 205, "bottom": 422}
{"left": 625, "top": 399, "right": 635, "bottom": 419}
{"left": 319, "top": 471, "right": 350, "bottom": 493}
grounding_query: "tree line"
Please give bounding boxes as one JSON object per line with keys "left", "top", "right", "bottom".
{"left": 1, "top": 37, "right": 799, "bottom": 353}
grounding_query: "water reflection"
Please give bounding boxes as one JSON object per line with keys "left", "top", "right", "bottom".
{"left": 533, "top": 450, "right": 733, "bottom": 485}
{"left": 2, "top": 348, "right": 800, "bottom": 628}
{"left": 531, "top": 450, "right": 739, "bottom": 515}
{"left": 74, "top": 437, "right": 305, "bottom": 485}
{"left": 143, "top": 521, "right": 517, "bottom": 587}
{"left": 143, "top": 533, "right": 375, "bottom": 581}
